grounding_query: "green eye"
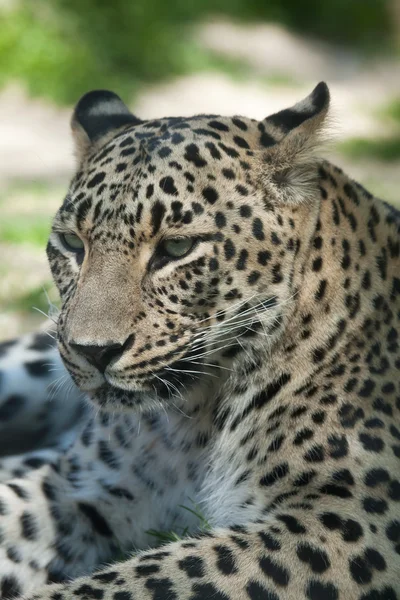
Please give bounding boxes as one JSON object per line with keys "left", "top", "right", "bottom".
{"left": 162, "top": 237, "right": 195, "bottom": 258}
{"left": 60, "top": 233, "right": 85, "bottom": 252}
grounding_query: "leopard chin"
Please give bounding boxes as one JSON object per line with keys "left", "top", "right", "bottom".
{"left": 87, "top": 382, "right": 151, "bottom": 412}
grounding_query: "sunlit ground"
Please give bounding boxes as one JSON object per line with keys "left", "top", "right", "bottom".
{"left": 0, "top": 20, "right": 399, "bottom": 340}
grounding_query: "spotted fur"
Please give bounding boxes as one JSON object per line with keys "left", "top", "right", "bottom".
{"left": 0, "top": 82, "right": 399, "bottom": 600}
{"left": 0, "top": 328, "right": 85, "bottom": 458}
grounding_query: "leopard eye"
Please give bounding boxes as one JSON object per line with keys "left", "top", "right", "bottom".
{"left": 162, "top": 237, "right": 195, "bottom": 258}
{"left": 60, "top": 233, "right": 85, "bottom": 253}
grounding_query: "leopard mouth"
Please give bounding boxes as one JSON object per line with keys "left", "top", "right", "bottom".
{"left": 148, "top": 357, "right": 206, "bottom": 398}
{"left": 86, "top": 347, "right": 208, "bottom": 410}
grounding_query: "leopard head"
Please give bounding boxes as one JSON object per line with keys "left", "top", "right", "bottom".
{"left": 47, "top": 83, "right": 330, "bottom": 411}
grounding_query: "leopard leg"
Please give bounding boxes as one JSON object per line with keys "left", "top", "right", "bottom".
{"left": 24, "top": 504, "right": 398, "bottom": 600}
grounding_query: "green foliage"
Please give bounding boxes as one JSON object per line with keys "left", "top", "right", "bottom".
{"left": 339, "top": 136, "right": 400, "bottom": 162}
{"left": 146, "top": 500, "right": 211, "bottom": 545}
{"left": 382, "top": 98, "right": 400, "bottom": 124}
{"left": 0, "top": 215, "right": 51, "bottom": 247}
{"left": 7, "top": 283, "right": 56, "bottom": 314}
{"left": 263, "top": 0, "right": 393, "bottom": 47}
{"left": 0, "top": 0, "right": 394, "bottom": 105}
{"left": 146, "top": 528, "right": 189, "bottom": 544}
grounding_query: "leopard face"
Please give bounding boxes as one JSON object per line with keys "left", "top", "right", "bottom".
{"left": 48, "top": 85, "right": 329, "bottom": 411}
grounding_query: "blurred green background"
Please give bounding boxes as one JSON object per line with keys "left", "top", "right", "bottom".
{"left": 0, "top": 0, "right": 397, "bottom": 104}
{"left": 0, "top": 0, "right": 399, "bottom": 339}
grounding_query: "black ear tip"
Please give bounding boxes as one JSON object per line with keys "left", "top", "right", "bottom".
{"left": 312, "top": 82, "right": 330, "bottom": 109}
{"left": 72, "top": 89, "right": 140, "bottom": 143}
{"left": 74, "top": 90, "right": 130, "bottom": 121}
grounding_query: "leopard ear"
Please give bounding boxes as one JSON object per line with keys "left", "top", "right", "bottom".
{"left": 259, "top": 82, "right": 331, "bottom": 204}
{"left": 71, "top": 90, "right": 141, "bottom": 162}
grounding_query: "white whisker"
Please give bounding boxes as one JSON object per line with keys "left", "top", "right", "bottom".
{"left": 164, "top": 366, "right": 218, "bottom": 379}
{"left": 32, "top": 306, "right": 58, "bottom": 325}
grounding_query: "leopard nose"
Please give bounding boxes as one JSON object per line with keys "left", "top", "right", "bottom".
{"left": 70, "top": 334, "right": 135, "bottom": 373}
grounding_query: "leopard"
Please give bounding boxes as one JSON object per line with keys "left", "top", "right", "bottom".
{"left": 0, "top": 328, "right": 85, "bottom": 459}
{"left": 0, "top": 81, "right": 399, "bottom": 600}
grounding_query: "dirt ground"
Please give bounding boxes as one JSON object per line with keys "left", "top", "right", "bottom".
{"left": 0, "top": 21, "right": 399, "bottom": 340}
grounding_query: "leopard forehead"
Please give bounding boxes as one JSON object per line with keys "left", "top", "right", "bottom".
{"left": 63, "top": 114, "right": 264, "bottom": 225}
{"left": 55, "top": 112, "right": 286, "bottom": 267}
{"left": 58, "top": 82, "right": 330, "bottom": 237}
{"left": 53, "top": 115, "right": 285, "bottom": 319}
